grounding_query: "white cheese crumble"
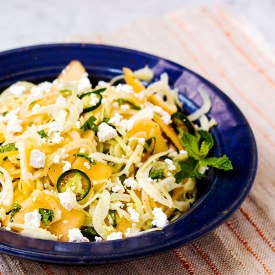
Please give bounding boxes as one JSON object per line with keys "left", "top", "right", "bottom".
{"left": 51, "top": 132, "right": 64, "bottom": 144}
{"left": 58, "top": 187, "right": 77, "bottom": 211}
{"left": 115, "top": 84, "right": 133, "bottom": 94}
{"left": 62, "top": 161, "right": 71, "bottom": 172}
{"left": 95, "top": 236, "right": 103, "bottom": 242}
{"left": 53, "top": 154, "right": 61, "bottom": 164}
{"left": 106, "top": 232, "right": 123, "bottom": 240}
{"left": 124, "top": 177, "right": 139, "bottom": 189}
{"left": 97, "top": 81, "right": 110, "bottom": 88}
{"left": 198, "top": 166, "right": 208, "bottom": 174}
{"left": 9, "top": 84, "right": 26, "bottom": 96}
{"left": 128, "top": 207, "right": 140, "bottom": 222}
{"left": 97, "top": 123, "right": 118, "bottom": 142}
{"left": 78, "top": 73, "right": 91, "bottom": 92}
{"left": 68, "top": 228, "right": 89, "bottom": 242}
{"left": 111, "top": 178, "right": 124, "bottom": 193}
{"left": 89, "top": 93, "right": 100, "bottom": 106}
{"left": 84, "top": 162, "right": 90, "bottom": 169}
{"left": 6, "top": 116, "right": 23, "bottom": 133}
{"left": 164, "top": 158, "right": 176, "bottom": 171}
{"left": 179, "top": 150, "right": 188, "bottom": 156}
{"left": 30, "top": 82, "right": 52, "bottom": 95}
{"left": 30, "top": 149, "right": 46, "bottom": 169}
{"left": 75, "top": 121, "right": 81, "bottom": 129}
{"left": 48, "top": 121, "right": 64, "bottom": 133}
{"left": 55, "top": 95, "right": 67, "bottom": 106}
{"left": 24, "top": 209, "right": 41, "bottom": 228}
{"left": 121, "top": 104, "right": 130, "bottom": 111}
{"left": 109, "top": 112, "right": 122, "bottom": 125}
{"left": 152, "top": 105, "right": 171, "bottom": 125}
{"left": 152, "top": 208, "right": 168, "bottom": 228}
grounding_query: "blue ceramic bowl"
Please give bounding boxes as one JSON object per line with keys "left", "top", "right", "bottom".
{"left": 0, "top": 44, "right": 257, "bottom": 264}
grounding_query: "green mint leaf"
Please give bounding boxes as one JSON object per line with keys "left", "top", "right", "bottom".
{"left": 37, "top": 130, "right": 48, "bottom": 139}
{"left": 180, "top": 131, "right": 201, "bottom": 160}
{"left": 149, "top": 169, "right": 164, "bottom": 179}
{"left": 198, "top": 130, "right": 214, "bottom": 158}
{"left": 39, "top": 208, "right": 54, "bottom": 226}
{"left": 0, "top": 143, "right": 18, "bottom": 154}
{"left": 81, "top": 116, "right": 98, "bottom": 132}
{"left": 73, "top": 153, "right": 96, "bottom": 164}
{"left": 200, "top": 155, "right": 233, "bottom": 171}
{"left": 8, "top": 203, "right": 22, "bottom": 222}
{"left": 81, "top": 226, "right": 99, "bottom": 241}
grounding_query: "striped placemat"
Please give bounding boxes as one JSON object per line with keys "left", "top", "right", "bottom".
{"left": 1, "top": 6, "right": 274, "bottom": 275}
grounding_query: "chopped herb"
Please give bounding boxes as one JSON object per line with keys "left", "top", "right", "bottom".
{"left": 39, "top": 208, "right": 54, "bottom": 226}
{"left": 149, "top": 169, "right": 164, "bottom": 179}
{"left": 0, "top": 111, "right": 8, "bottom": 117}
{"left": 37, "top": 130, "right": 48, "bottom": 139}
{"left": 174, "top": 130, "right": 233, "bottom": 183}
{"left": 116, "top": 98, "right": 141, "bottom": 110}
{"left": 81, "top": 116, "right": 98, "bottom": 132}
{"left": 109, "top": 210, "right": 117, "bottom": 227}
{"left": 0, "top": 143, "right": 18, "bottom": 153}
{"left": 119, "top": 174, "right": 126, "bottom": 183}
{"left": 59, "top": 89, "right": 72, "bottom": 96}
{"left": 7, "top": 203, "right": 22, "bottom": 222}
{"left": 81, "top": 226, "right": 99, "bottom": 241}
{"left": 102, "top": 117, "right": 110, "bottom": 123}
{"left": 73, "top": 153, "right": 96, "bottom": 164}
{"left": 143, "top": 137, "right": 156, "bottom": 153}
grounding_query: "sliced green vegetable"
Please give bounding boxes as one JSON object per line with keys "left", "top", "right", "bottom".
{"left": 143, "top": 137, "right": 156, "bottom": 153}
{"left": 81, "top": 116, "right": 98, "bottom": 132}
{"left": 79, "top": 88, "right": 106, "bottom": 113}
{"left": 0, "top": 111, "right": 8, "bottom": 117}
{"left": 80, "top": 226, "right": 99, "bottom": 241}
{"left": 0, "top": 143, "right": 18, "bottom": 154}
{"left": 149, "top": 169, "right": 164, "bottom": 179}
{"left": 37, "top": 130, "right": 48, "bottom": 139}
{"left": 172, "top": 112, "right": 195, "bottom": 135}
{"left": 39, "top": 208, "right": 54, "bottom": 226}
{"left": 73, "top": 153, "right": 96, "bottom": 164}
{"left": 109, "top": 210, "right": 117, "bottom": 227}
{"left": 116, "top": 98, "right": 141, "bottom": 110}
{"left": 57, "top": 169, "right": 91, "bottom": 201}
{"left": 7, "top": 203, "right": 22, "bottom": 222}
{"left": 175, "top": 130, "right": 233, "bottom": 183}
{"left": 59, "top": 89, "right": 73, "bottom": 96}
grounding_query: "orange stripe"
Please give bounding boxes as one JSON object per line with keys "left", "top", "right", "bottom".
{"left": 192, "top": 243, "right": 222, "bottom": 275}
{"left": 173, "top": 249, "right": 196, "bottom": 275}
{"left": 40, "top": 264, "right": 55, "bottom": 275}
{"left": 216, "top": 5, "right": 275, "bottom": 66}
{"left": 202, "top": 8, "right": 275, "bottom": 88}
{"left": 240, "top": 207, "right": 275, "bottom": 252}
{"left": 226, "top": 221, "right": 272, "bottom": 275}
{"left": 171, "top": 14, "right": 275, "bottom": 131}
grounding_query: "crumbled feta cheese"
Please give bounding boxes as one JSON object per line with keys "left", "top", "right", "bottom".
{"left": 198, "top": 166, "right": 208, "bottom": 174}
{"left": 30, "top": 149, "right": 46, "bottom": 169}
{"left": 97, "top": 123, "right": 118, "bottom": 142}
{"left": 167, "top": 172, "right": 172, "bottom": 177}
{"left": 84, "top": 162, "right": 91, "bottom": 169}
{"left": 51, "top": 132, "right": 64, "bottom": 144}
{"left": 55, "top": 95, "right": 67, "bottom": 105}
{"left": 31, "top": 104, "right": 41, "bottom": 112}
{"left": 164, "top": 158, "right": 176, "bottom": 171}
{"left": 121, "top": 104, "right": 130, "bottom": 111}
{"left": 115, "top": 84, "right": 133, "bottom": 94}
{"left": 48, "top": 121, "right": 64, "bottom": 133}
{"left": 9, "top": 84, "right": 26, "bottom": 96}
{"left": 112, "top": 102, "right": 119, "bottom": 108}
{"left": 95, "top": 236, "right": 103, "bottom": 242}
{"left": 128, "top": 207, "right": 139, "bottom": 222}
{"left": 179, "top": 150, "right": 188, "bottom": 156}
{"left": 89, "top": 93, "right": 100, "bottom": 106}
{"left": 138, "top": 138, "right": 145, "bottom": 145}
{"left": 62, "top": 161, "right": 71, "bottom": 172}
{"left": 97, "top": 81, "right": 110, "bottom": 88}
{"left": 152, "top": 105, "right": 171, "bottom": 125}
{"left": 53, "top": 154, "right": 61, "bottom": 164}
{"left": 124, "top": 227, "right": 131, "bottom": 237}
{"left": 111, "top": 178, "right": 124, "bottom": 193}
{"left": 75, "top": 121, "right": 81, "bottom": 128}
{"left": 24, "top": 209, "right": 41, "bottom": 228}
{"left": 168, "top": 148, "right": 178, "bottom": 158}
{"left": 79, "top": 148, "right": 86, "bottom": 153}
{"left": 68, "top": 228, "right": 89, "bottom": 242}
{"left": 78, "top": 73, "right": 91, "bottom": 92}
{"left": 111, "top": 201, "right": 124, "bottom": 210}
{"left": 106, "top": 232, "right": 123, "bottom": 240}
{"left": 58, "top": 187, "right": 77, "bottom": 211}
{"left": 6, "top": 116, "right": 22, "bottom": 133}
{"left": 109, "top": 113, "right": 122, "bottom": 125}
{"left": 5, "top": 226, "right": 11, "bottom": 231}
{"left": 124, "top": 177, "right": 139, "bottom": 189}
{"left": 30, "top": 82, "right": 52, "bottom": 95}
{"left": 152, "top": 208, "right": 168, "bottom": 228}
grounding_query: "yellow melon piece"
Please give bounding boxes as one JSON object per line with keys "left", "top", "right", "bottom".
{"left": 148, "top": 94, "right": 177, "bottom": 115}
{"left": 115, "top": 216, "right": 132, "bottom": 234}
{"left": 128, "top": 119, "right": 168, "bottom": 153}
{"left": 48, "top": 209, "right": 85, "bottom": 241}
{"left": 153, "top": 114, "right": 183, "bottom": 151}
{"left": 172, "top": 187, "right": 184, "bottom": 200}
{"left": 123, "top": 67, "right": 145, "bottom": 93}
{"left": 48, "top": 163, "right": 64, "bottom": 186}
{"left": 58, "top": 61, "right": 86, "bottom": 82}
{"left": 81, "top": 129, "right": 95, "bottom": 141}
{"left": 73, "top": 157, "right": 112, "bottom": 181}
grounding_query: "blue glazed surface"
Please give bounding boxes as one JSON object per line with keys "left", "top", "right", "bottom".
{"left": 0, "top": 44, "right": 257, "bottom": 264}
